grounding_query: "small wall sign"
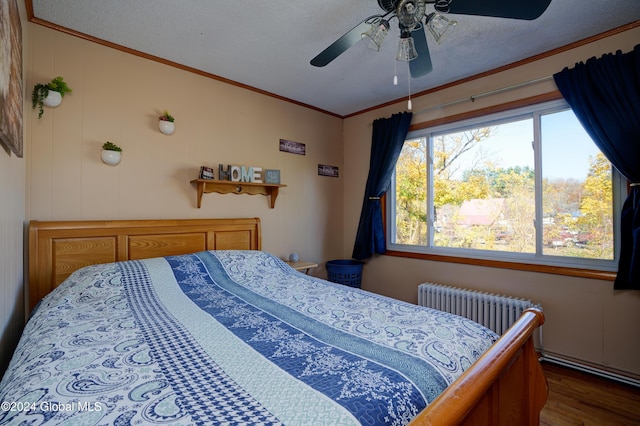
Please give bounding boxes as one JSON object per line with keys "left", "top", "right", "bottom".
{"left": 264, "top": 169, "right": 281, "bottom": 184}
{"left": 198, "top": 164, "right": 282, "bottom": 184}
{"left": 219, "top": 164, "right": 263, "bottom": 183}
{"left": 280, "top": 139, "right": 306, "bottom": 155}
{"left": 318, "top": 164, "right": 339, "bottom": 178}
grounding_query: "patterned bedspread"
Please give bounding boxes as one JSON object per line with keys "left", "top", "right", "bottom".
{"left": 0, "top": 251, "right": 498, "bottom": 425}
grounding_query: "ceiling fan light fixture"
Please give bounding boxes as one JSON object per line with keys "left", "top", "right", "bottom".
{"left": 396, "top": 33, "right": 418, "bottom": 61}
{"left": 362, "top": 19, "right": 390, "bottom": 51}
{"left": 426, "top": 12, "right": 457, "bottom": 44}
{"left": 396, "top": 0, "right": 427, "bottom": 30}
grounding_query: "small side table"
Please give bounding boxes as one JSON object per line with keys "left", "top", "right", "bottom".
{"left": 285, "top": 260, "right": 318, "bottom": 274}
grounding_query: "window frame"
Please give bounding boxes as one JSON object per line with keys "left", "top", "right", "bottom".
{"left": 385, "top": 96, "right": 624, "bottom": 281}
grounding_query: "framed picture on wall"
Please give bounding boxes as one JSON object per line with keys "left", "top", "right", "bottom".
{"left": 318, "top": 164, "right": 339, "bottom": 178}
{"left": 0, "top": 0, "right": 23, "bottom": 158}
{"left": 279, "top": 139, "right": 305, "bottom": 155}
{"left": 264, "top": 169, "right": 280, "bottom": 184}
{"left": 199, "top": 166, "right": 215, "bottom": 179}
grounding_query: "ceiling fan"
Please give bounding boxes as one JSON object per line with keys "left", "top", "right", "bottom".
{"left": 310, "top": 0, "right": 553, "bottom": 78}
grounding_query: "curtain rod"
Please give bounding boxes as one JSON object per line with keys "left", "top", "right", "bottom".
{"left": 412, "top": 75, "right": 555, "bottom": 115}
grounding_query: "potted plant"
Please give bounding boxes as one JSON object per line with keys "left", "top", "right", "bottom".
{"left": 32, "top": 76, "right": 72, "bottom": 119}
{"left": 101, "top": 141, "right": 122, "bottom": 165}
{"left": 158, "top": 110, "right": 175, "bottom": 135}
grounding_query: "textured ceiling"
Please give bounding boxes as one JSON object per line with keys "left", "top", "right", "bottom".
{"left": 30, "top": 0, "right": 640, "bottom": 117}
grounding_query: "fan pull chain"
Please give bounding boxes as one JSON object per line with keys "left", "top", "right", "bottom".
{"left": 393, "top": 60, "right": 398, "bottom": 85}
{"left": 407, "top": 66, "right": 412, "bottom": 110}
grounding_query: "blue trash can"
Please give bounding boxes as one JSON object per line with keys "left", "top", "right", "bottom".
{"left": 326, "top": 259, "right": 364, "bottom": 288}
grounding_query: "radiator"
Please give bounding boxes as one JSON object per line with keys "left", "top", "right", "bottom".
{"left": 418, "top": 282, "right": 538, "bottom": 335}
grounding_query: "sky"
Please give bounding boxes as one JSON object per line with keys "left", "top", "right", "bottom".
{"left": 540, "top": 109, "right": 602, "bottom": 180}
{"left": 447, "top": 108, "right": 602, "bottom": 181}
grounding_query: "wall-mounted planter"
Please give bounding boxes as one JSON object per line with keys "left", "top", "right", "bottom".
{"left": 43, "top": 90, "right": 62, "bottom": 108}
{"left": 32, "top": 76, "right": 72, "bottom": 119}
{"left": 101, "top": 149, "right": 121, "bottom": 166}
{"left": 158, "top": 120, "right": 175, "bottom": 135}
{"left": 101, "top": 142, "right": 122, "bottom": 166}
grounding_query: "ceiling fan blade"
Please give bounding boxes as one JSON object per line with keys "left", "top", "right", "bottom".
{"left": 410, "top": 24, "right": 432, "bottom": 78}
{"left": 310, "top": 19, "right": 372, "bottom": 67}
{"left": 446, "top": 0, "right": 552, "bottom": 20}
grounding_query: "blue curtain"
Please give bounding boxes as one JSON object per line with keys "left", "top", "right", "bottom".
{"left": 353, "top": 112, "right": 413, "bottom": 260}
{"left": 553, "top": 44, "right": 640, "bottom": 289}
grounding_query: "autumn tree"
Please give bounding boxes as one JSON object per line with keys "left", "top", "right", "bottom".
{"left": 488, "top": 166, "right": 536, "bottom": 252}
{"left": 394, "top": 129, "right": 496, "bottom": 245}
{"left": 432, "top": 128, "right": 495, "bottom": 208}
{"left": 395, "top": 138, "right": 427, "bottom": 244}
{"left": 577, "top": 152, "right": 613, "bottom": 257}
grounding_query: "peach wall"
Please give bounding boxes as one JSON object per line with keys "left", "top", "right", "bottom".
{"left": 344, "top": 27, "right": 640, "bottom": 378}
{"left": 0, "top": 0, "right": 27, "bottom": 374}
{"left": 0, "top": 133, "right": 26, "bottom": 374}
{"left": 26, "top": 24, "right": 344, "bottom": 269}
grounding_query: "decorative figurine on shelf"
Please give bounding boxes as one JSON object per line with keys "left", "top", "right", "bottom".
{"left": 199, "top": 166, "right": 215, "bottom": 180}
{"left": 289, "top": 253, "right": 299, "bottom": 263}
{"left": 158, "top": 110, "right": 175, "bottom": 135}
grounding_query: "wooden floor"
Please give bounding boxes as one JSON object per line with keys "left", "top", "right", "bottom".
{"left": 540, "top": 361, "right": 640, "bottom": 426}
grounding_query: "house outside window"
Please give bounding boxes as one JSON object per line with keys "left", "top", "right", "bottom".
{"left": 388, "top": 99, "right": 625, "bottom": 273}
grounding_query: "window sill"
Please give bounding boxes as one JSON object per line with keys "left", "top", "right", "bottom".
{"left": 383, "top": 250, "right": 616, "bottom": 281}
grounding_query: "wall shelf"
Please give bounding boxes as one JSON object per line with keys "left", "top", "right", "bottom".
{"left": 190, "top": 179, "right": 286, "bottom": 209}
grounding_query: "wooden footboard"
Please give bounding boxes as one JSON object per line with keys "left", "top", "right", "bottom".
{"left": 410, "top": 308, "right": 546, "bottom": 425}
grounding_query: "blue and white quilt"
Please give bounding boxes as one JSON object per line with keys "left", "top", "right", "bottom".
{"left": 0, "top": 251, "right": 498, "bottom": 425}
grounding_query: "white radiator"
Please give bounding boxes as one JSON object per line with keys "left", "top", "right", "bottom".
{"left": 418, "top": 282, "right": 538, "bottom": 335}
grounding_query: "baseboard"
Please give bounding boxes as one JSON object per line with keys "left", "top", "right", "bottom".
{"left": 539, "top": 352, "right": 640, "bottom": 388}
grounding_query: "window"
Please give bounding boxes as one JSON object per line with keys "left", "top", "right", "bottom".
{"left": 388, "top": 100, "right": 624, "bottom": 274}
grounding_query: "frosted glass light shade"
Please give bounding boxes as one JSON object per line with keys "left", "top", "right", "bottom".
{"left": 427, "top": 13, "right": 457, "bottom": 44}
{"left": 361, "top": 20, "right": 389, "bottom": 51}
{"left": 396, "top": 36, "right": 418, "bottom": 61}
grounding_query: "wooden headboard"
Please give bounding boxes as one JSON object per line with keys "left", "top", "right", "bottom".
{"left": 28, "top": 218, "right": 262, "bottom": 314}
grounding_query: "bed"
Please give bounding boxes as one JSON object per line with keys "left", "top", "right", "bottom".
{"left": 1, "top": 218, "right": 547, "bottom": 425}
